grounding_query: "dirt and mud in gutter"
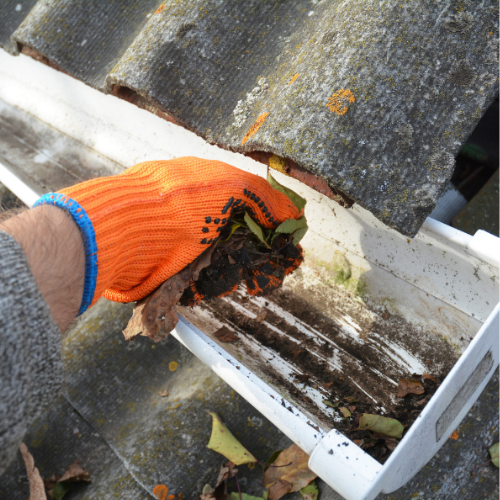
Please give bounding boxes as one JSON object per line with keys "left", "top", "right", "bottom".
{"left": 179, "top": 261, "right": 459, "bottom": 464}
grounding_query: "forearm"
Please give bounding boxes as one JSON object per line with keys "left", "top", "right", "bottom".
{"left": 0, "top": 230, "right": 64, "bottom": 476}
{"left": 0, "top": 205, "right": 85, "bottom": 332}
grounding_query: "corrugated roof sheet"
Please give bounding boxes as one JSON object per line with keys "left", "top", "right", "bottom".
{"left": 1, "top": 0, "right": 498, "bottom": 235}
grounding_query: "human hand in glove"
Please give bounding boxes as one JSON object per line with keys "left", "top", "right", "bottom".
{"left": 33, "top": 157, "right": 301, "bottom": 315}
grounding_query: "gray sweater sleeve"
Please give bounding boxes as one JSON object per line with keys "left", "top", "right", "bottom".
{"left": 0, "top": 230, "right": 63, "bottom": 475}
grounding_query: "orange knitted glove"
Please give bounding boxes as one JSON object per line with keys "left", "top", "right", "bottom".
{"left": 33, "top": 157, "right": 300, "bottom": 314}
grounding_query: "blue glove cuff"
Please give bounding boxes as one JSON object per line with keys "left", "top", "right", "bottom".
{"left": 33, "top": 193, "right": 98, "bottom": 315}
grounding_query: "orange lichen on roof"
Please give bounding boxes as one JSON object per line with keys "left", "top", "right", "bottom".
{"left": 449, "top": 430, "right": 459, "bottom": 440}
{"left": 153, "top": 485, "right": 169, "bottom": 500}
{"left": 326, "top": 89, "right": 355, "bottom": 115}
{"left": 155, "top": 4, "right": 165, "bottom": 14}
{"left": 242, "top": 112, "right": 269, "bottom": 145}
{"left": 288, "top": 74, "right": 300, "bottom": 85}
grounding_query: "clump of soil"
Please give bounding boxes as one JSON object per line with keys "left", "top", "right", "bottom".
{"left": 123, "top": 226, "right": 303, "bottom": 342}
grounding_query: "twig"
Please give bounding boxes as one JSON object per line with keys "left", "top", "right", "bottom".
{"left": 277, "top": 240, "right": 293, "bottom": 252}
{"left": 256, "top": 459, "right": 293, "bottom": 469}
{"left": 235, "top": 473, "right": 242, "bottom": 500}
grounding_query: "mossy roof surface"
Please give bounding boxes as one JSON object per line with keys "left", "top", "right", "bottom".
{"left": 2, "top": 0, "right": 499, "bottom": 235}
{"left": 0, "top": 298, "right": 298, "bottom": 499}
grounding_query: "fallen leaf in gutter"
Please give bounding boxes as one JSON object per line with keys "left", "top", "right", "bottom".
{"left": 202, "top": 484, "right": 215, "bottom": 496}
{"left": 372, "top": 432, "right": 398, "bottom": 450}
{"left": 299, "top": 480, "right": 318, "bottom": 500}
{"left": 207, "top": 413, "right": 257, "bottom": 465}
{"left": 421, "top": 373, "right": 439, "bottom": 384}
{"left": 385, "top": 439, "right": 398, "bottom": 450}
{"left": 57, "top": 461, "right": 91, "bottom": 483}
{"left": 19, "top": 443, "right": 46, "bottom": 500}
{"left": 44, "top": 460, "right": 91, "bottom": 500}
{"left": 322, "top": 400, "right": 339, "bottom": 408}
{"left": 200, "top": 461, "right": 238, "bottom": 500}
{"left": 357, "top": 414, "right": 404, "bottom": 439}
{"left": 339, "top": 407, "right": 351, "bottom": 418}
{"left": 255, "top": 311, "right": 267, "bottom": 322}
{"left": 268, "top": 480, "right": 292, "bottom": 500}
{"left": 323, "top": 382, "right": 333, "bottom": 390}
{"left": 263, "top": 444, "right": 317, "bottom": 500}
{"left": 396, "top": 379, "right": 425, "bottom": 398}
{"left": 123, "top": 245, "right": 217, "bottom": 342}
{"left": 291, "top": 350, "right": 302, "bottom": 360}
{"left": 214, "top": 327, "right": 239, "bottom": 343}
{"left": 349, "top": 405, "right": 356, "bottom": 413}
{"left": 415, "top": 398, "right": 428, "bottom": 406}
{"left": 489, "top": 442, "right": 499, "bottom": 467}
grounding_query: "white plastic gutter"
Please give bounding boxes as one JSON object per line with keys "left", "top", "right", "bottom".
{"left": 173, "top": 307, "right": 499, "bottom": 500}
{"left": 0, "top": 160, "right": 40, "bottom": 207}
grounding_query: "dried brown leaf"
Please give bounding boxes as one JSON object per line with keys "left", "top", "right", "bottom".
{"left": 44, "top": 474, "right": 59, "bottom": 491}
{"left": 58, "top": 461, "right": 91, "bottom": 483}
{"left": 158, "top": 390, "right": 169, "bottom": 397}
{"left": 19, "top": 443, "right": 47, "bottom": 500}
{"left": 415, "top": 398, "right": 428, "bottom": 406}
{"left": 214, "top": 327, "right": 239, "bottom": 343}
{"left": 215, "top": 461, "right": 238, "bottom": 485}
{"left": 200, "top": 462, "right": 237, "bottom": 500}
{"left": 349, "top": 405, "right": 356, "bottom": 413}
{"left": 323, "top": 382, "right": 333, "bottom": 390}
{"left": 268, "top": 480, "right": 292, "bottom": 500}
{"left": 255, "top": 311, "right": 267, "bottom": 323}
{"left": 291, "top": 350, "right": 302, "bottom": 360}
{"left": 123, "top": 246, "right": 216, "bottom": 342}
{"left": 371, "top": 432, "right": 399, "bottom": 450}
{"left": 396, "top": 379, "right": 425, "bottom": 398}
{"left": 263, "top": 444, "right": 316, "bottom": 500}
{"left": 385, "top": 439, "right": 398, "bottom": 450}
{"left": 422, "top": 373, "right": 439, "bottom": 384}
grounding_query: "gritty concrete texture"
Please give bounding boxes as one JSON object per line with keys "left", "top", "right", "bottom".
{"left": 2, "top": 0, "right": 498, "bottom": 235}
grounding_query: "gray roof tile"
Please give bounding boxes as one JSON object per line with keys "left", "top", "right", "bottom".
{"left": 2, "top": 0, "right": 498, "bottom": 235}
